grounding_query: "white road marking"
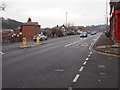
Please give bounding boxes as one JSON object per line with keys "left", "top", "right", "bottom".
{"left": 0, "top": 51, "right": 4, "bottom": 54}
{"left": 79, "top": 66, "right": 84, "bottom": 72}
{"left": 100, "top": 72, "right": 106, "bottom": 75}
{"left": 93, "top": 39, "right": 97, "bottom": 41}
{"left": 83, "top": 61, "right": 87, "bottom": 65}
{"left": 90, "top": 52, "right": 92, "bottom": 54}
{"left": 73, "top": 74, "right": 80, "bottom": 82}
{"left": 89, "top": 33, "right": 102, "bottom": 51}
{"left": 86, "top": 58, "right": 89, "bottom": 61}
{"left": 68, "top": 87, "right": 73, "bottom": 90}
{"left": 64, "top": 40, "right": 80, "bottom": 47}
{"left": 88, "top": 55, "right": 91, "bottom": 57}
{"left": 81, "top": 45, "right": 84, "bottom": 46}
{"left": 98, "top": 79, "right": 101, "bottom": 82}
{"left": 54, "top": 69, "right": 64, "bottom": 72}
{"left": 65, "top": 37, "right": 88, "bottom": 47}
{"left": 98, "top": 65, "right": 106, "bottom": 68}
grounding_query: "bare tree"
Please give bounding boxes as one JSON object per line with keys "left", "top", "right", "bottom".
{"left": 0, "top": 3, "right": 6, "bottom": 11}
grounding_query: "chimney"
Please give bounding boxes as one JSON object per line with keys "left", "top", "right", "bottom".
{"left": 27, "top": 17, "right": 32, "bottom": 22}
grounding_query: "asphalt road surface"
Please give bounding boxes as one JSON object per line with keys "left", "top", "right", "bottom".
{"left": 2, "top": 33, "right": 118, "bottom": 89}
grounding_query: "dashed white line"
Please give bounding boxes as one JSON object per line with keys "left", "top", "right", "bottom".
{"left": 90, "top": 52, "right": 92, "bottom": 54}
{"left": 68, "top": 87, "right": 73, "bottom": 90}
{"left": 81, "top": 45, "right": 84, "bottom": 46}
{"left": 0, "top": 51, "right": 4, "bottom": 54}
{"left": 79, "top": 66, "right": 84, "bottom": 72}
{"left": 83, "top": 61, "right": 87, "bottom": 65}
{"left": 73, "top": 74, "right": 80, "bottom": 83}
{"left": 86, "top": 58, "right": 89, "bottom": 61}
{"left": 88, "top": 55, "right": 91, "bottom": 57}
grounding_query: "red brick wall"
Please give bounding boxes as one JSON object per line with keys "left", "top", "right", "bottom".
{"left": 34, "top": 25, "right": 41, "bottom": 34}
{"left": 115, "top": 13, "right": 120, "bottom": 42}
{"left": 2, "top": 33, "right": 9, "bottom": 42}
{"left": 22, "top": 25, "right": 35, "bottom": 40}
{"left": 111, "top": 10, "right": 120, "bottom": 42}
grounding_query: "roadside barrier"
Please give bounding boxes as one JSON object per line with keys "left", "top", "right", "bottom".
{"left": 22, "top": 38, "right": 26, "bottom": 46}
{"left": 36, "top": 36, "right": 40, "bottom": 43}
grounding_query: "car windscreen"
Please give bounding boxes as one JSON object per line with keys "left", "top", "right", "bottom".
{"left": 81, "top": 32, "right": 87, "bottom": 34}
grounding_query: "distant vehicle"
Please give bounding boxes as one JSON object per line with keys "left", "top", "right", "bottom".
{"left": 80, "top": 32, "right": 87, "bottom": 37}
{"left": 33, "top": 34, "right": 47, "bottom": 41}
{"left": 90, "top": 31, "right": 96, "bottom": 35}
{"left": 87, "top": 31, "right": 91, "bottom": 34}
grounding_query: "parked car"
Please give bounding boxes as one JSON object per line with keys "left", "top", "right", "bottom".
{"left": 90, "top": 31, "right": 96, "bottom": 35}
{"left": 33, "top": 34, "right": 47, "bottom": 41}
{"left": 80, "top": 32, "right": 87, "bottom": 37}
{"left": 87, "top": 31, "right": 91, "bottom": 34}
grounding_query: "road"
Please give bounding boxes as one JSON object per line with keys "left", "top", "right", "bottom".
{"left": 2, "top": 33, "right": 118, "bottom": 88}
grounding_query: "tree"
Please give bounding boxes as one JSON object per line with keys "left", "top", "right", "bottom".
{"left": 51, "top": 28, "right": 64, "bottom": 37}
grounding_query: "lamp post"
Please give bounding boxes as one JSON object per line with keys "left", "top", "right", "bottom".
{"left": 106, "top": 0, "right": 108, "bottom": 31}
{"left": 66, "top": 12, "right": 68, "bottom": 30}
{"left": 106, "top": 0, "right": 112, "bottom": 47}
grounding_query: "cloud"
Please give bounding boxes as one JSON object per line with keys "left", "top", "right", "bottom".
{"left": 0, "top": 0, "right": 109, "bottom": 28}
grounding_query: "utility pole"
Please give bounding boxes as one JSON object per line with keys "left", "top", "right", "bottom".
{"left": 106, "top": 0, "right": 108, "bottom": 31}
{"left": 66, "top": 12, "right": 68, "bottom": 29}
{"left": 106, "top": 0, "right": 112, "bottom": 47}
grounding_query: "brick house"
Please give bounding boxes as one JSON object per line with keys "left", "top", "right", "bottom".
{"left": 2, "top": 29, "right": 14, "bottom": 43}
{"left": 21, "top": 18, "right": 41, "bottom": 40}
{"left": 109, "top": 1, "right": 120, "bottom": 43}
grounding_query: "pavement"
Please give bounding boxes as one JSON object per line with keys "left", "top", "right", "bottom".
{"left": 93, "top": 34, "right": 120, "bottom": 57}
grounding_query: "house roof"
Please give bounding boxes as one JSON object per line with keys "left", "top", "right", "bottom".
{"left": 23, "top": 22, "right": 39, "bottom": 26}
{"left": 23, "top": 17, "right": 40, "bottom": 26}
{"left": 110, "top": 1, "right": 120, "bottom": 14}
{"left": 110, "top": 0, "right": 120, "bottom": 2}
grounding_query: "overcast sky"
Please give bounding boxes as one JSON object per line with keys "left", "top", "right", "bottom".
{"left": 0, "top": 0, "right": 110, "bottom": 28}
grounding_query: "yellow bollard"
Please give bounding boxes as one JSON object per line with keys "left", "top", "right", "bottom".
{"left": 36, "top": 36, "right": 40, "bottom": 43}
{"left": 22, "top": 38, "right": 26, "bottom": 46}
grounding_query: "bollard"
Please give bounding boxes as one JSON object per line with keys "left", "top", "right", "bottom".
{"left": 22, "top": 38, "right": 26, "bottom": 46}
{"left": 36, "top": 36, "right": 40, "bottom": 43}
